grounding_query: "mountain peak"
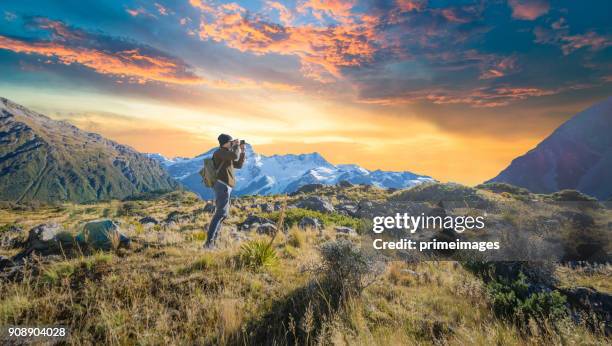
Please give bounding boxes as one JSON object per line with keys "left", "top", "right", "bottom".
{"left": 150, "top": 143, "right": 434, "bottom": 198}
{"left": 488, "top": 97, "right": 612, "bottom": 200}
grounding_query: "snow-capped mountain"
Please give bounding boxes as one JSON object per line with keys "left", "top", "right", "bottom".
{"left": 148, "top": 144, "right": 434, "bottom": 199}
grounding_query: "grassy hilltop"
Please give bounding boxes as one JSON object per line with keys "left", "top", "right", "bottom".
{"left": 0, "top": 183, "right": 610, "bottom": 345}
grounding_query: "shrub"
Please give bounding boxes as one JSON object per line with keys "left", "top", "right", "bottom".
{"left": 475, "top": 182, "right": 531, "bottom": 199}
{"left": 318, "top": 239, "right": 380, "bottom": 298}
{"left": 239, "top": 240, "right": 278, "bottom": 270}
{"left": 551, "top": 189, "right": 598, "bottom": 203}
{"left": 262, "top": 208, "right": 360, "bottom": 230}
{"left": 487, "top": 272, "right": 568, "bottom": 326}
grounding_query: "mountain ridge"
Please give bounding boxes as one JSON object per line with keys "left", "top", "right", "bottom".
{"left": 0, "top": 97, "right": 177, "bottom": 203}
{"left": 149, "top": 144, "right": 434, "bottom": 199}
{"left": 487, "top": 96, "right": 612, "bottom": 200}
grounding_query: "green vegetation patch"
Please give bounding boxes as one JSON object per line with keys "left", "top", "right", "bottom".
{"left": 261, "top": 208, "right": 360, "bottom": 229}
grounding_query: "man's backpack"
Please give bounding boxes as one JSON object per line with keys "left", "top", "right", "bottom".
{"left": 200, "top": 157, "right": 222, "bottom": 187}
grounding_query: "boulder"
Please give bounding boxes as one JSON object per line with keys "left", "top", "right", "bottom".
{"left": 138, "top": 216, "right": 158, "bottom": 226}
{"left": 165, "top": 210, "right": 192, "bottom": 224}
{"left": 292, "top": 183, "right": 324, "bottom": 195}
{"left": 338, "top": 180, "right": 354, "bottom": 188}
{"left": 15, "top": 223, "right": 77, "bottom": 259}
{"left": 294, "top": 196, "right": 335, "bottom": 213}
{"left": 561, "top": 286, "right": 611, "bottom": 335}
{"left": 230, "top": 230, "right": 248, "bottom": 242}
{"left": 298, "top": 217, "right": 323, "bottom": 230}
{"left": 76, "top": 220, "right": 130, "bottom": 251}
{"left": 257, "top": 223, "right": 277, "bottom": 235}
{"left": 0, "top": 255, "right": 14, "bottom": 270}
{"left": 274, "top": 201, "right": 283, "bottom": 211}
{"left": 336, "top": 203, "right": 358, "bottom": 217}
{"left": 239, "top": 215, "right": 275, "bottom": 231}
{"left": 334, "top": 226, "right": 357, "bottom": 236}
{"left": 259, "top": 203, "right": 273, "bottom": 213}
{"left": 0, "top": 224, "right": 24, "bottom": 249}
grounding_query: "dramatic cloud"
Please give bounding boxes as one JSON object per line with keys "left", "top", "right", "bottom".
{"left": 0, "top": 17, "right": 306, "bottom": 92}
{"left": 508, "top": 0, "right": 549, "bottom": 20}
{"left": 0, "top": 18, "right": 203, "bottom": 84}
{"left": 2, "top": 0, "right": 611, "bottom": 185}
{"left": 193, "top": 0, "right": 381, "bottom": 82}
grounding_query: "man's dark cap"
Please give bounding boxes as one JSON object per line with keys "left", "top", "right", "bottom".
{"left": 218, "top": 133, "right": 233, "bottom": 146}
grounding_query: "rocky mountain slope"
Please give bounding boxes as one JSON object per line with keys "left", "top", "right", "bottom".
{"left": 488, "top": 96, "right": 612, "bottom": 200}
{"left": 149, "top": 145, "right": 434, "bottom": 199}
{"left": 0, "top": 97, "right": 177, "bottom": 203}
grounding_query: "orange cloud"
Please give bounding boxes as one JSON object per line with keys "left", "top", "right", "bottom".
{"left": 508, "top": 0, "right": 549, "bottom": 20}
{"left": 0, "top": 35, "right": 203, "bottom": 85}
{"left": 0, "top": 18, "right": 305, "bottom": 92}
{"left": 358, "top": 85, "right": 560, "bottom": 108}
{"left": 194, "top": 1, "right": 379, "bottom": 82}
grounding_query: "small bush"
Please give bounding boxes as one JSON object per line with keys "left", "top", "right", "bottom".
{"left": 239, "top": 240, "right": 278, "bottom": 270}
{"left": 318, "top": 239, "right": 380, "bottom": 298}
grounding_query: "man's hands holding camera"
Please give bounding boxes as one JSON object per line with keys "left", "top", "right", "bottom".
{"left": 232, "top": 139, "right": 246, "bottom": 151}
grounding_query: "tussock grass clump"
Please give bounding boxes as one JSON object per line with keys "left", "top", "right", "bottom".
{"left": 41, "top": 252, "right": 114, "bottom": 285}
{"left": 287, "top": 229, "right": 305, "bottom": 248}
{"left": 179, "top": 254, "right": 216, "bottom": 274}
{"left": 239, "top": 240, "right": 278, "bottom": 270}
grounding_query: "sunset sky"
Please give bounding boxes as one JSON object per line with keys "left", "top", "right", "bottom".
{"left": 0, "top": 0, "right": 610, "bottom": 185}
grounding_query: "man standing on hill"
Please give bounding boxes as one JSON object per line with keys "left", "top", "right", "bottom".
{"left": 204, "top": 134, "right": 246, "bottom": 248}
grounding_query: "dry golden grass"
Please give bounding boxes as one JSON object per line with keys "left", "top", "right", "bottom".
{"left": 0, "top": 191, "right": 610, "bottom": 345}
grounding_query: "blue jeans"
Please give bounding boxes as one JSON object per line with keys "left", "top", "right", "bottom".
{"left": 205, "top": 181, "right": 232, "bottom": 248}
